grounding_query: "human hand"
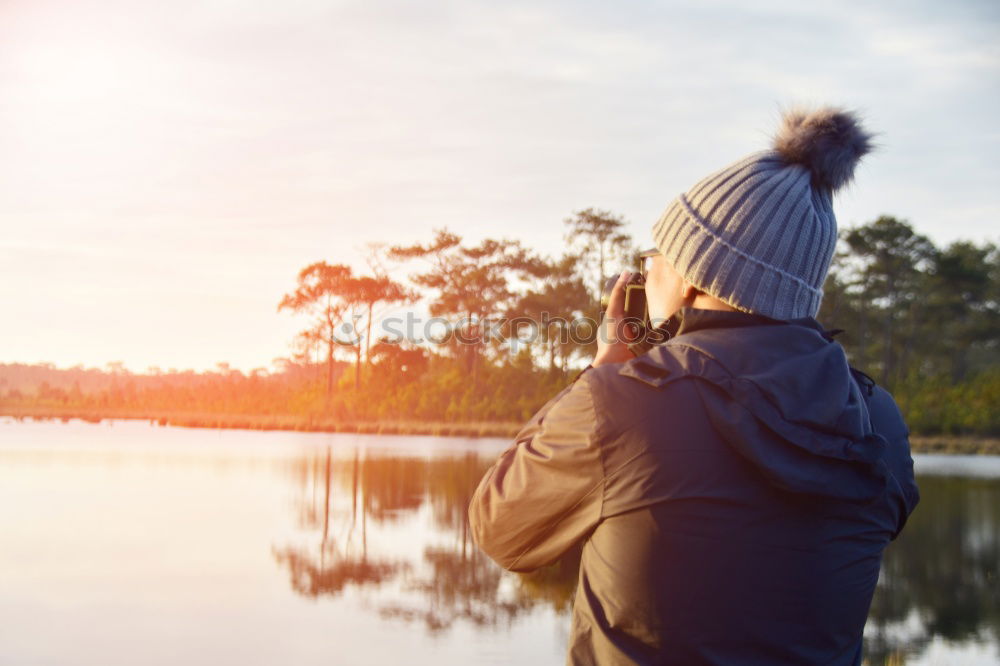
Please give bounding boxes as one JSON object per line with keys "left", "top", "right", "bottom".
{"left": 593, "top": 270, "right": 640, "bottom": 367}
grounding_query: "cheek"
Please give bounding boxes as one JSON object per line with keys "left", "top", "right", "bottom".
{"left": 645, "top": 266, "right": 682, "bottom": 321}
{"left": 647, "top": 268, "right": 674, "bottom": 299}
{"left": 645, "top": 273, "right": 669, "bottom": 317}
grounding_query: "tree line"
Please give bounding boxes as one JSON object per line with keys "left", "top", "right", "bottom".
{"left": 819, "top": 216, "right": 999, "bottom": 434}
{"left": 2, "top": 211, "right": 997, "bottom": 435}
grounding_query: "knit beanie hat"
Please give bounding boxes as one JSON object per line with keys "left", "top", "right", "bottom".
{"left": 651, "top": 107, "right": 873, "bottom": 320}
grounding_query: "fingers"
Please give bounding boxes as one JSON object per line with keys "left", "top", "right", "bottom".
{"left": 606, "top": 270, "right": 631, "bottom": 319}
{"left": 603, "top": 269, "right": 642, "bottom": 344}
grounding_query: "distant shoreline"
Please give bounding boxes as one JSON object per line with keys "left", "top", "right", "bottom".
{"left": 0, "top": 405, "right": 524, "bottom": 439}
{"left": 2, "top": 406, "right": 998, "bottom": 455}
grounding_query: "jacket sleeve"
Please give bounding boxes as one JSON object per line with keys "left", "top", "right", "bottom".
{"left": 467, "top": 373, "right": 605, "bottom": 573}
{"left": 869, "top": 385, "right": 920, "bottom": 540}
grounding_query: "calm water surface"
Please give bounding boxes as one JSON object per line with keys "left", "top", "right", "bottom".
{"left": 1, "top": 419, "right": 998, "bottom": 665}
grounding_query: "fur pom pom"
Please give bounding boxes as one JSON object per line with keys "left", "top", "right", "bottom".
{"left": 773, "top": 107, "right": 873, "bottom": 192}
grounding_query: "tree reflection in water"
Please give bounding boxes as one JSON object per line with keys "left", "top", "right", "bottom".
{"left": 272, "top": 448, "right": 406, "bottom": 597}
{"left": 273, "top": 449, "right": 999, "bottom": 663}
{"left": 864, "top": 475, "right": 1000, "bottom": 663}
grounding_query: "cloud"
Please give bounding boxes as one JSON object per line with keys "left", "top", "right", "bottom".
{"left": 1, "top": 0, "right": 997, "bottom": 369}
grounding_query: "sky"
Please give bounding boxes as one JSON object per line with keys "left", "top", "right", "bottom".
{"left": 2, "top": 0, "right": 998, "bottom": 373}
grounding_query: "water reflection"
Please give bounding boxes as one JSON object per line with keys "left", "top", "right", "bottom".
{"left": 273, "top": 448, "right": 580, "bottom": 635}
{"left": 864, "top": 476, "right": 1000, "bottom": 663}
{"left": 273, "top": 450, "right": 406, "bottom": 598}
{"left": 274, "top": 448, "right": 1000, "bottom": 663}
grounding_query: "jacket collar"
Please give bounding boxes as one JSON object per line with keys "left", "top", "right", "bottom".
{"left": 671, "top": 307, "right": 833, "bottom": 341}
{"left": 619, "top": 308, "right": 838, "bottom": 389}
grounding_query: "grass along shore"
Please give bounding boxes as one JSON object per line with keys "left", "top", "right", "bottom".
{"left": 2, "top": 405, "right": 999, "bottom": 455}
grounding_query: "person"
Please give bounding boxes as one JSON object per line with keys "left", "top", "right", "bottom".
{"left": 467, "top": 107, "right": 920, "bottom": 665}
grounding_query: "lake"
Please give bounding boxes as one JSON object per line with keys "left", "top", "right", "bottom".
{"left": 1, "top": 419, "right": 998, "bottom": 665}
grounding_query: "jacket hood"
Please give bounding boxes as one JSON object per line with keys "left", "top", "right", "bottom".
{"left": 618, "top": 308, "right": 890, "bottom": 503}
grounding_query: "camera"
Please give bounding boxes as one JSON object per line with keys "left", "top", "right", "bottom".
{"left": 600, "top": 272, "right": 648, "bottom": 322}
{"left": 599, "top": 273, "right": 679, "bottom": 356}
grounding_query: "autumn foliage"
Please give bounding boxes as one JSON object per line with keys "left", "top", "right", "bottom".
{"left": 2, "top": 214, "right": 999, "bottom": 435}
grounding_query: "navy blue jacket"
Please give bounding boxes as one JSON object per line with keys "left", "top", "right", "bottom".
{"left": 469, "top": 308, "right": 920, "bottom": 665}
